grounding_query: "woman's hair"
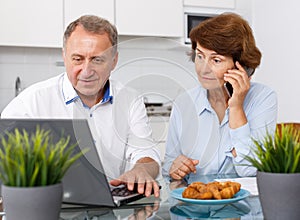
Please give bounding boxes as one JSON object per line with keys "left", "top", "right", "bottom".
{"left": 63, "top": 15, "right": 118, "bottom": 52}
{"left": 189, "top": 12, "right": 261, "bottom": 70}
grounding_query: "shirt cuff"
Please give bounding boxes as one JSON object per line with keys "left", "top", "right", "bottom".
{"left": 229, "top": 123, "right": 252, "bottom": 162}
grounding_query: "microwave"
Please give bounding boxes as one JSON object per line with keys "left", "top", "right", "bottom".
{"left": 184, "top": 13, "right": 217, "bottom": 44}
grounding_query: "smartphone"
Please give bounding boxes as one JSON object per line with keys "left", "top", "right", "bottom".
{"left": 224, "top": 66, "right": 254, "bottom": 97}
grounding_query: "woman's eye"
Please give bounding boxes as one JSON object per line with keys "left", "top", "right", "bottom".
{"left": 196, "top": 54, "right": 203, "bottom": 60}
{"left": 213, "top": 59, "right": 221, "bottom": 64}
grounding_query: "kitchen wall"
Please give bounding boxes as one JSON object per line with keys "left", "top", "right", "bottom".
{"left": 0, "top": 38, "right": 197, "bottom": 113}
{"left": 0, "top": 0, "right": 298, "bottom": 123}
{"left": 252, "top": 0, "right": 300, "bottom": 123}
{"left": 0, "top": 47, "right": 65, "bottom": 110}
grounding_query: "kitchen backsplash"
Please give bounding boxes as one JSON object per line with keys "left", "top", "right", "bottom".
{"left": 0, "top": 46, "right": 65, "bottom": 112}
{"left": 0, "top": 37, "right": 198, "bottom": 113}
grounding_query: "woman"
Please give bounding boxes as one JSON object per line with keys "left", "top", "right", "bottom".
{"left": 162, "top": 13, "right": 277, "bottom": 181}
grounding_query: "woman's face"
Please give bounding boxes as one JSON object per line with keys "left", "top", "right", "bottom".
{"left": 194, "top": 43, "right": 235, "bottom": 90}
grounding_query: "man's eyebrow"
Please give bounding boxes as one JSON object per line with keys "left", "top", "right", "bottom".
{"left": 71, "top": 53, "right": 82, "bottom": 57}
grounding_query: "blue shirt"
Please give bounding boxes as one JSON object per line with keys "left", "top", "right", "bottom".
{"left": 162, "top": 82, "right": 277, "bottom": 180}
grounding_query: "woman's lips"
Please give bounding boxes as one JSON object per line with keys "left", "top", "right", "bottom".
{"left": 201, "top": 76, "right": 217, "bottom": 81}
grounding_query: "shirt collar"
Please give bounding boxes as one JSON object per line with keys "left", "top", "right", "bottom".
{"left": 100, "top": 81, "right": 113, "bottom": 104}
{"left": 62, "top": 73, "right": 113, "bottom": 105}
{"left": 62, "top": 73, "right": 79, "bottom": 105}
{"left": 193, "top": 86, "right": 213, "bottom": 115}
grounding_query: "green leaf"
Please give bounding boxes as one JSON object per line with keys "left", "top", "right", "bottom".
{"left": 0, "top": 126, "right": 87, "bottom": 187}
{"left": 244, "top": 124, "right": 300, "bottom": 174}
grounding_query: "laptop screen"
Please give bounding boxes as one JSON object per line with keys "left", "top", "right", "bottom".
{"left": 0, "top": 119, "right": 117, "bottom": 206}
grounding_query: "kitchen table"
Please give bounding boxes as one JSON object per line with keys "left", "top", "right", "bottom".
{"left": 58, "top": 174, "right": 263, "bottom": 220}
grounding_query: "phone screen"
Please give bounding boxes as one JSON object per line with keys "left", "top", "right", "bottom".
{"left": 224, "top": 82, "right": 233, "bottom": 97}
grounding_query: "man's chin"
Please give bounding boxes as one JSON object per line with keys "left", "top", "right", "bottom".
{"left": 77, "top": 89, "right": 101, "bottom": 99}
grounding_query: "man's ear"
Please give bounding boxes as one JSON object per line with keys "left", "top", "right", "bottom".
{"left": 62, "top": 48, "right": 66, "bottom": 64}
{"left": 111, "top": 51, "right": 119, "bottom": 70}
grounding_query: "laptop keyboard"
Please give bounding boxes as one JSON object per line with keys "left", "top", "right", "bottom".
{"left": 111, "top": 186, "right": 138, "bottom": 197}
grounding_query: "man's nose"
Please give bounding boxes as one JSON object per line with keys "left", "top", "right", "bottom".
{"left": 80, "top": 62, "right": 95, "bottom": 77}
{"left": 82, "top": 60, "right": 91, "bottom": 70}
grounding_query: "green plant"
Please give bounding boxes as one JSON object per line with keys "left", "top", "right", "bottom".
{"left": 245, "top": 124, "right": 300, "bottom": 173}
{"left": 0, "top": 126, "right": 85, "bottom": 187}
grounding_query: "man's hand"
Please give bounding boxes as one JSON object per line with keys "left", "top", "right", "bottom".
{"left": 169, "top": 154, "right": 199, "bottom": 180}
{"left": 110, "top": 157, "right": 160, "bottom": 197}
{"left": 128, "top": 200, "right": 160, "bottom": 220}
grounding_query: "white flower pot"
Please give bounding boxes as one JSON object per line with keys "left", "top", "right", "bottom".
{"left": 2, "top": 183, "right": 63, "bottom": 220}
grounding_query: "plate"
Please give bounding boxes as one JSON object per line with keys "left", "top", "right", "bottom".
{"left": 170, "top": 188, "right": 250, "bottom": 205}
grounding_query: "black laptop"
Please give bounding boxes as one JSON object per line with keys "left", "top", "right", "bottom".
{"left": 0, "top": 119, "right": 148, "bottom": 207}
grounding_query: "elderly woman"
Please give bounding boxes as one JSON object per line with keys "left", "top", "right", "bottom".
{"left": 162, "top": 12, "right": 277, "bottom": 182}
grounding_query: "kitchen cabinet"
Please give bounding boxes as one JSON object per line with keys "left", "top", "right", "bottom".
{"left": 184, "top": 0, "right": 235, "bottom": 9}
{"left": 0, "top": 0, "right": 63, "bottom": 48}
{"left": 64, "top": 0, "right": 115, "bottom": 29}
{"left": 0, "top": 0, "right": 184, "bottom": 48}
{"left": 115, "top": 0, "right": 183, "bottom": 37}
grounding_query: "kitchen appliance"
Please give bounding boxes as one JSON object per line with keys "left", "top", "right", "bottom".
{"left": 15, "top": 76, "right": 22, "bottom": 96}
{"left": 145, "top": 102, "right": 172, "bottom": 117}
{"left": 184, "top": 13, "right": 216, "bottom": 44}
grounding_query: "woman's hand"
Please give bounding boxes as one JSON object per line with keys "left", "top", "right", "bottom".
{"left": 224, "top": 61, "right": 251, "bottom": 108}
{"left": 224, "top": 61, "right": 250, "bottom": 129}
{"left": 169, "top": 155, "right": 199, "bottom": 180}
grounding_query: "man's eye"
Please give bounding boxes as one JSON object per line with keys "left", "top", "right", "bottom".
{"left": 72, "top": 57, "right": 82, "bottom": 64}
{"left": 92, "top": 57, "right": 105, "bottom": 64}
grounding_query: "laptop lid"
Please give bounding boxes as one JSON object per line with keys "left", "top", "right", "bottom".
{"left": 0, "top": 119, "right": 145, "bottom": 207}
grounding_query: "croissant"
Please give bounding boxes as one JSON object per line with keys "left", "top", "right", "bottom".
{"left": 182, "top": 181, "right": 241, "bottom": 200}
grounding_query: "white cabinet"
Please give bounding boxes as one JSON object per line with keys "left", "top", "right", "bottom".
{"left": 64, "top": 0, "right": 115, "bottom": 29}
{"left": 0, "top": 0, "right": 63, "bottom": 48}
{"left": 184, "top": 0, "right": 235, "bottom": 9}
{"left": 0, "top": 0, "right": 185, "bottom": 47}
{"left": 115, "top": 0, "right": 183, "bottom": 37}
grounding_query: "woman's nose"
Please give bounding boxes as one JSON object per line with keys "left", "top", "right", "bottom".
{"left": 200, "top": 60, "right": 213, "bottom": 74}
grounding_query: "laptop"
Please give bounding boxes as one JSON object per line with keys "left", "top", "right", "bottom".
{"left": 0, "top": 118, "right": 150, "bottom": 207}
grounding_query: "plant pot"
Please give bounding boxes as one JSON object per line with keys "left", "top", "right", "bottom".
{"left": 2, "top": 182, "right": 63, "bottom": 220}
{"left": 257, "top": 171, "right": 300, "bottom": 220}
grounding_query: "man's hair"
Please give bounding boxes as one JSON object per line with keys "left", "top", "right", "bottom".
{"left": 189, "top": 12, "right": 261, "bottom": 70}
{"left": 63, "top": 15, "right": 118, "bottom": 52}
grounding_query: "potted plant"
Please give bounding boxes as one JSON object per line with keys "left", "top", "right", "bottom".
{"left": 245, "top": 123, "right": 300, "bottom": 220}
{"left": 0, "top": 126, "right": 85, "bottom": 220}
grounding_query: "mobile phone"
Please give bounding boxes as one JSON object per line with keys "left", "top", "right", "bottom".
{"left": 224, "top": 66, "right": 254, "bottom": 97}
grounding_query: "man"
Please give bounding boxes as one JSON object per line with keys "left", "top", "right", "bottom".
{"left": 1, "top": 15, "right": 161, "bottom": 197}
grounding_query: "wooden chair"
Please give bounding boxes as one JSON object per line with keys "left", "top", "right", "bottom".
{"left": 276, "top": 123, "right": 300, "bottom": 140}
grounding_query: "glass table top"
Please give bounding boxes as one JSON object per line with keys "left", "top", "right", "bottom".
{"left": 59, "top": 174, "right": 264, "bottom": 220}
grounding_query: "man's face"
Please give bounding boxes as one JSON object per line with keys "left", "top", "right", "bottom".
{"left": 63, "top": 25, "right": 118, "bottom": 101}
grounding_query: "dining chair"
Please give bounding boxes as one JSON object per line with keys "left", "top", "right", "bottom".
{"left": 276, "top": 122, "right": 300, "bottom": 140}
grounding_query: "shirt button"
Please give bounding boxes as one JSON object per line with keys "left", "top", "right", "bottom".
{"left": 90, "top": 113, "right": 92, "bottom": 117}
